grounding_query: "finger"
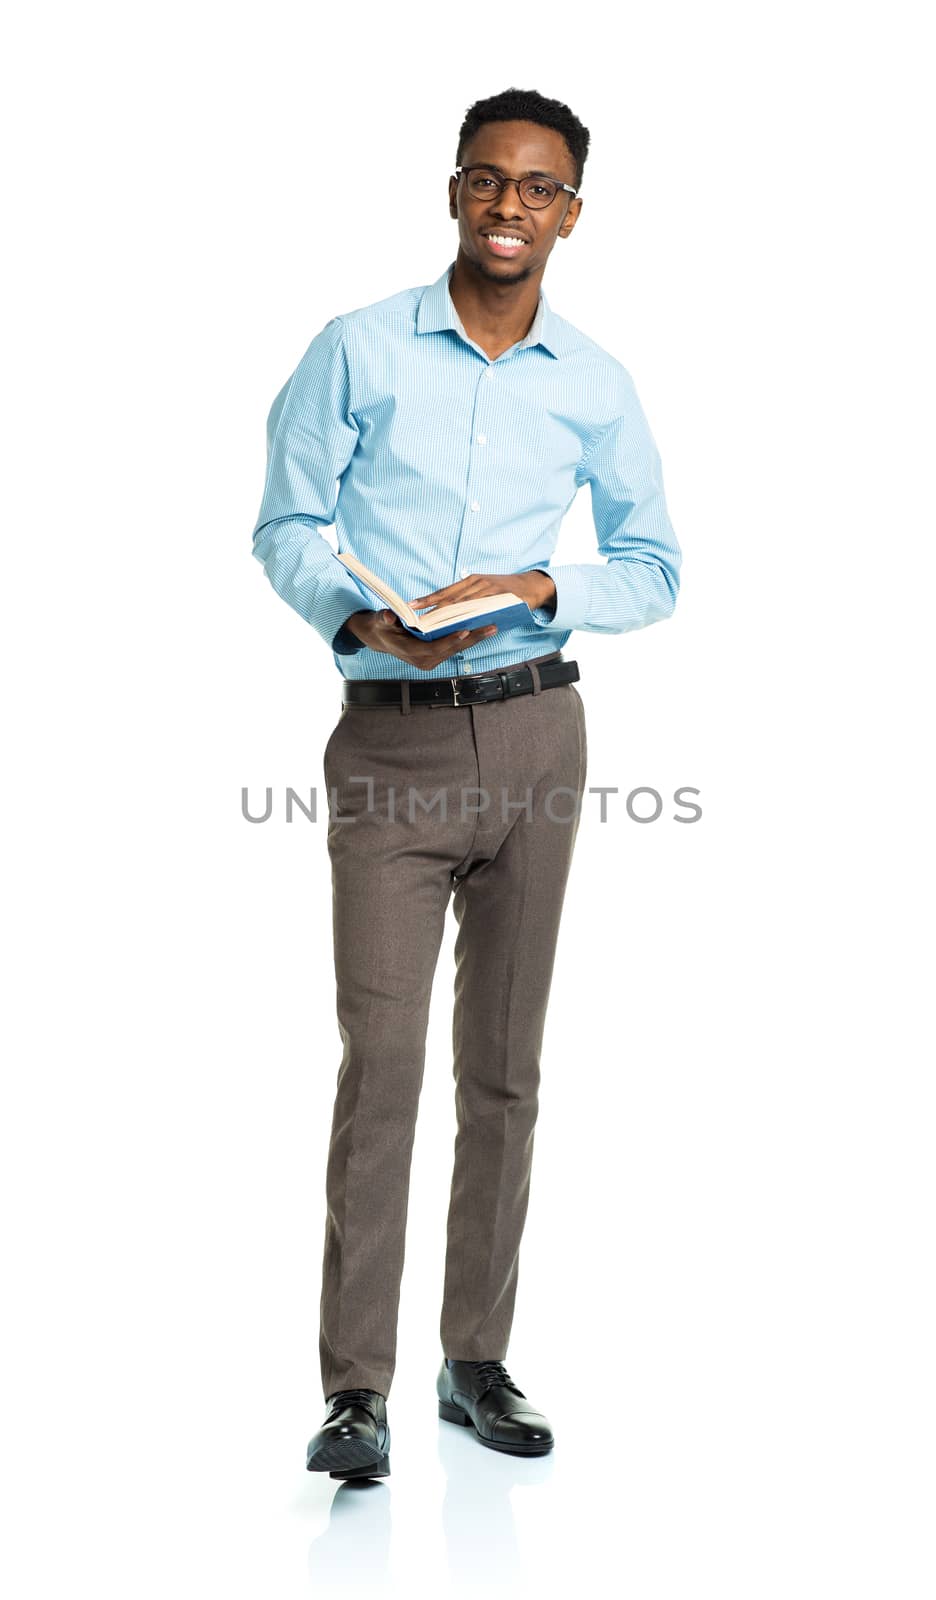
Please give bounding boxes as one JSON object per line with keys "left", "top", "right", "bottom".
{"left": 409, "top": 585, "right": 471, "bottom": 608}
{"left": 447, "top": 625, "right": 498, "bottom": 653}
{"left": 408, "top": 624, "right": 499, "bottom": 672}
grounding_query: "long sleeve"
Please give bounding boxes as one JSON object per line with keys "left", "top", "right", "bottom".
{"left": 530, "top": 370, "right": 682, "bottom": 635}
{"left": 251, "top": 315, "right": 376, "bottom": 654}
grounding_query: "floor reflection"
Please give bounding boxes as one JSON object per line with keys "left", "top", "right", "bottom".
{"left": 437, "top": 1413, "right": 555, "bottom": 1589}
{"left": 306, "top": 1476, "right": 392, "bottom": 1590}
{"left": 304, "top": 1408, "right": 555, "bottom": 1593}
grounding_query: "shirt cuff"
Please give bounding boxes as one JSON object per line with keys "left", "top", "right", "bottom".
{"left": 331, "top": 609, "right": 372, "bottom": 654}
{"left": 251, "top": 533, "right": 377, "bottom": 654}
{"left": 307, "top": 574, "right": 376, "bottom": 653}
{"left": 528, "top": 565, "right": 590, "bottom": 633}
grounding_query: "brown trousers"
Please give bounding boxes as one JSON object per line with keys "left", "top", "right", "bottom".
{"left": 319, "top": 651, "right": 588, "bottom": 1399}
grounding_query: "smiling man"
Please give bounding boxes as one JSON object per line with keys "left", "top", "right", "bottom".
{"left": 251, "top": 86, "right": 682, "bottom": 1482}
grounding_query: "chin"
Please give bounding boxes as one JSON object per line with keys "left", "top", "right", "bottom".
{"left": 471, "top": 254, "right": 536, "bottom": 285}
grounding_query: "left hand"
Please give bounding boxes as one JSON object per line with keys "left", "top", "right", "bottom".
{"left": 408, "top": 570, "right": 556, "bottom": 614}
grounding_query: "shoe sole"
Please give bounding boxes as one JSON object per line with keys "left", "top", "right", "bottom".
{"left": 306, "top": 1437, "right": 391, "bottom": 1479}
{"left": 438, "top": 1397, "right": 554, "bottom": 1455}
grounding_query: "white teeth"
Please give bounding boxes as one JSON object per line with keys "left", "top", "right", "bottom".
{"left": 486, "top": 234, "right": 527, "bottom": 247}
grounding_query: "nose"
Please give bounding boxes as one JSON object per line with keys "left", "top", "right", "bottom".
{"left": 490, "top": 178, "right": 528, "bottom": 221}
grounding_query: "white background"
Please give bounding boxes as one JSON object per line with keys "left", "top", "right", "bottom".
{"left": 2, "top": 2, "right": 933, "bottom": 1595}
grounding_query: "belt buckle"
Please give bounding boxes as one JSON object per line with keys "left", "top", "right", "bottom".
{"left": 450, "top": 676, "right": 461, "bottom": 706}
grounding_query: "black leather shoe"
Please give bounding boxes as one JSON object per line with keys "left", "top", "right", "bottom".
{"left": 437, "top": 1359, "right": 554, "bottom": 1455}
{"left": 306, "top": 1388, "right": 391, "bottom": 1480}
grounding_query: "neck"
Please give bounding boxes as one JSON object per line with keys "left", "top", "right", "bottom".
{"left": 448, "top": 251, "right": 544, "bottom": 348}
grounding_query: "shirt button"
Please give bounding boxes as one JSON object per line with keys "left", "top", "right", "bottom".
{"left": 477, "top": 433, "right": 487, "bottom": 445}
{"left": 484, "top": 368, "right": 493, "bottom": 380}
{"left": 470, "top": 500, "right": 480, "bottom": 512}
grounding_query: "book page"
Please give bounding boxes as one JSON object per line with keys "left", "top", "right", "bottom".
{"left": 335, "top": 551, "right": 416, "bottom": 625}
{"left": 427, "top": 593, "right": 523, "bottom": 623}
{"left": 336, "top": 550, "right": 522, "bottom": 629}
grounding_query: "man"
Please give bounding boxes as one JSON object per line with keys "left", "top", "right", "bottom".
{"left": 251, "top": 87, "right": 682, "bottom": 1481}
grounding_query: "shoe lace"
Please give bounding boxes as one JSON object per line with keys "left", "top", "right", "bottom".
{"left": 327, "top": 1387, "right": 380, "bottom": 1420}
{"left": 468, "top": 1360, "right": 525, "bottom": 1398}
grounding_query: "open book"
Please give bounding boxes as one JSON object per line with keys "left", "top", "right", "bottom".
{"left": 335, "top": 550, "right": 537, "bottom": 642}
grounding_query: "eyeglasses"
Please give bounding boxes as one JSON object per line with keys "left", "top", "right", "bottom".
{"left": 453, "top": 165, "right": 579, "bottom": 210}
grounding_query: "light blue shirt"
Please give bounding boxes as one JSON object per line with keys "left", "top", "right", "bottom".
{"left": 251, "top": 260, "right": 681, "bottom": 679}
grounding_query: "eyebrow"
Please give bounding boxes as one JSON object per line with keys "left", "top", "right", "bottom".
{"left": 473, "top": 163, "right": 562, "bottom": 182}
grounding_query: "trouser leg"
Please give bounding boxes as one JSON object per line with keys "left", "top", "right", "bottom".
{"left": 319, "top": 704, "right": 471, "bottom": 1399}
{"left": 440, "top": 682, "right": 587, "bottom": 1359}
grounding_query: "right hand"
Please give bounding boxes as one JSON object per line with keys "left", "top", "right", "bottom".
{"left": 344, "top": 609, "right": 498, "bottom": 672}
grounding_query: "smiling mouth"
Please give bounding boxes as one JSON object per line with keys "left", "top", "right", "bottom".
{"left": 482, "top": 232, "right": 531, "bottom": 256}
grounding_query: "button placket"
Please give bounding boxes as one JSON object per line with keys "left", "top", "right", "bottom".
{"left": 450, "top": 360, "right": 498, "bottom": 669}
{"left": 459, "top": 362, "right": 492, "bottom": 568}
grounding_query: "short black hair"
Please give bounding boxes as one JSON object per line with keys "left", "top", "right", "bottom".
{"left": 455, "top": 87, "right": 590, "bottom": 193}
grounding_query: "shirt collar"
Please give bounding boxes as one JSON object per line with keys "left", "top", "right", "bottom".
{"left": 416, "top": 260, "right": 565, "bottom": 359}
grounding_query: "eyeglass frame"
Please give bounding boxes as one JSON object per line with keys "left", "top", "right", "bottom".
{"left": 452, "top": 165, "right": 580, "bottom": 208}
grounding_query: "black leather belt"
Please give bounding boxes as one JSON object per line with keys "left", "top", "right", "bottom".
{"left": 341, "top": 653, "right": 579, "bottom": 708}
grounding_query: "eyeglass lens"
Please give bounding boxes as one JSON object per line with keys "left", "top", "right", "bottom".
{"left": 465, "top": 169, "right": 559, "bottom": 207}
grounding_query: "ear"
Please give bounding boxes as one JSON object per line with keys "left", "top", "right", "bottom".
{"left": 559, "top": 197, "right": 583, "bottom": 237}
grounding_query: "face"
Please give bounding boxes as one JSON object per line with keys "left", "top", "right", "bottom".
{"left": 448, "top": 120, "right": 583, "bottom": 285}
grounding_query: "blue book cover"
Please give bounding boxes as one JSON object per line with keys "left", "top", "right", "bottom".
{"left": 397, "top": 599, "right": 533, "bottom": 641}
{"left": 335, "top": 550, "right": 535, "bottom": 641}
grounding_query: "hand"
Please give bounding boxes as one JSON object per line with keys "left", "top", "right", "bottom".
{"left": 343, "top": 609, "right": 499, "bottom": 672}
{"left": 408, "top": 570, "right": 556, "bottom": 615}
